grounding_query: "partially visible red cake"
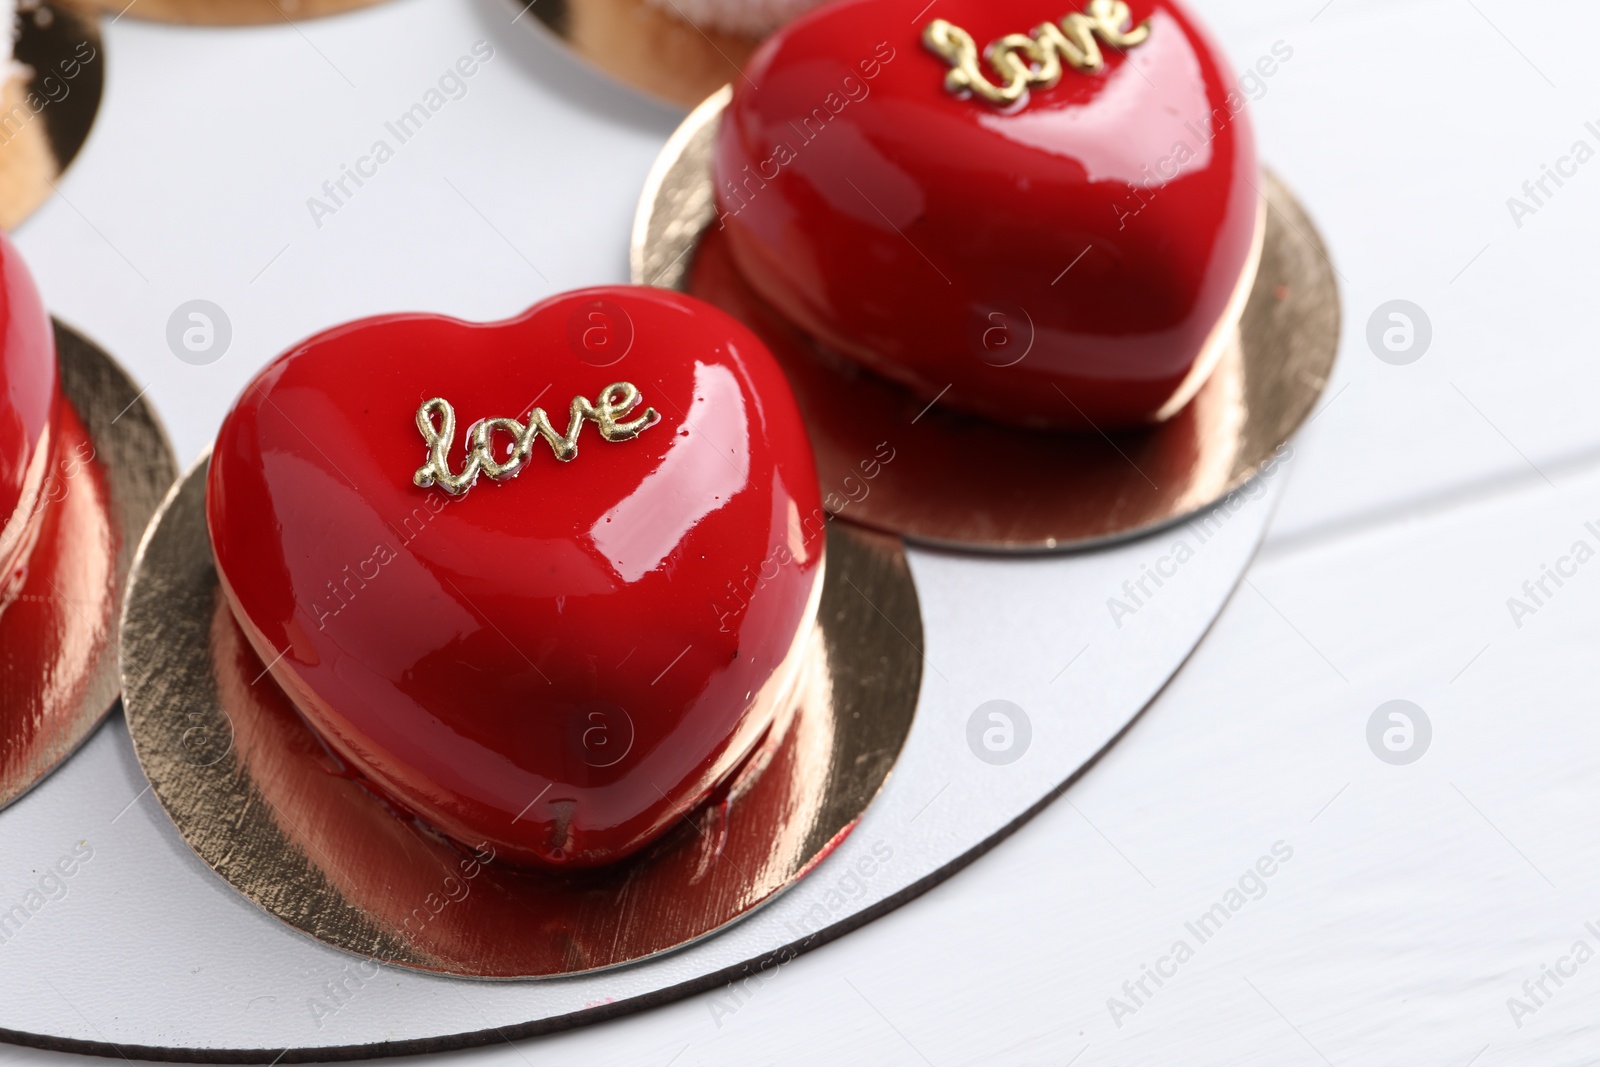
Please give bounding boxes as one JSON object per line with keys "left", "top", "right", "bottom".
{"left": 0, "top": 229, "right": 59, "bottom": 594}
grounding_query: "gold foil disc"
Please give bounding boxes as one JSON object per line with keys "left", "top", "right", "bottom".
{"left": 632, "top": 90, "right": 1341, "bottom": 551}
{"left": 120, "top": 456, "right": 923, "bottom": 979}
{"left": 1, "top": 3, "right": 103, "bottom": 230}
{"left": 0, "top": 322, "right": 176, "bottom": 810}
{"left": 70, "top": 0, "right": 387, "bottom": 24}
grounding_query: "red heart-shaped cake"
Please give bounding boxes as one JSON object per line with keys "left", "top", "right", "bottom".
{"left": 714, "top": 0, "right": 1261, "bottom": 429}
{"left": 0, "top": 230, "right": 60, "bottom": 590}
{"left": 207, "top": 287, "right": 825, "bottom": 869}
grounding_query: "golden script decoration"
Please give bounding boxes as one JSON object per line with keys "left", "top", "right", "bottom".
{"left": 413, "top": 382, "right": 659, "bottom": 496}
{"left": 923, "top": 0, "right": 1152, "bottom": 107}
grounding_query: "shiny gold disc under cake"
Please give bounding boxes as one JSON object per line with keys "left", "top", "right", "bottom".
{"left": 632, "top": 89, "right": 1342, "bottom": 552}
{"left": 0, "top": 322, "right": 176, "bottom": 810}
{"left": 0, "top": 3, "right": 103, "bottom": 230}
{"left": 70, "top": 0, "right": 386, "bottom": 24}
{"left": 120, "top": 456, "right": 923, "bottom": 979}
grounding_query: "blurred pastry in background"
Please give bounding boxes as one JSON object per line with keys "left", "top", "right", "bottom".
{"left": 643, "top": 0, "right": 830, "bottom": 36}
{"left": 0, "top": 0, "right": 101, "bottom": 230}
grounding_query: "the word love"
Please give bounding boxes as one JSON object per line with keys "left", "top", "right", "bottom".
{"left": 923, "top": 0, "right": 1151, "bottom": 108}
{"left": 413, "top": 382, "right": 659, "bottom": 496}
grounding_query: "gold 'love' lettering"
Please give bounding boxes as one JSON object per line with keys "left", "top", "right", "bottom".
{"left": 413, "top": 382, "right": 659, "bottom": 496}
{"left": 923, "top": 0, "right": 1151, "bottom": 108}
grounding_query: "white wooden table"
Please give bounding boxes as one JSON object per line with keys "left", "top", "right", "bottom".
{"left": 8, "top": 0, "right": 1598, "bottom": 1061}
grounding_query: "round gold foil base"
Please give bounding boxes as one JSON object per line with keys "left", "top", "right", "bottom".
{"left": 0, "top": 321, "right": 176, "bottom": 811}
{"left": 1, "top": 3, "right": 103, "bottom": 230}
{"left": 633, "top": 90, "right": 1341, "bottom": 552}
{"left": 120, "top": 457, "right": 923, "bottom": 979}
{"left": 518, "top": 0, "right": 762, "bottom": 109}
{"left": 70, "top": 0, "right": 386, "bottom": 25}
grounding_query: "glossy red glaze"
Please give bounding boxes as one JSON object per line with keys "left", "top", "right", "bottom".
{"left": 714, "top": 0, "right": 1260, "bottom": 429}
{"left": 207, "top": 287, "right": 825, "bottom": 869}
{"left": 0, "top": 405, "right": 116, "bottom": 783}
{"left": 0, "top": 229, "right": 60, "bottom": 585}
